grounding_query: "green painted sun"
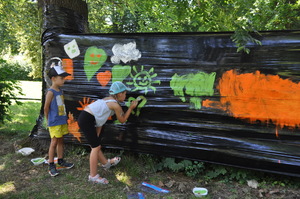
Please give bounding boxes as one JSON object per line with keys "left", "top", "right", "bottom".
{"left": 127, "top": 65, "right": 161, "bottom": 94}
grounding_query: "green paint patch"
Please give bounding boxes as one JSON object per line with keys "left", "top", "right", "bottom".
{"left": 190, "top": 97, "right": 202, "bottom": 109}
{"left": 112, "top": 65, "right": 131, "bottom": 82}
{"left": 127, "top": 65, "right": 160, "bottom": 94}
{"left": 170, "top": 71, "right": 216, "bottom": 109}
{"left": 194, "top": 190, "right": 207, "bottom": 194}
{"left": 126, "top": 95, "right": 147, "bottom": 116}
{"left": 84, "top": 46, "right": 107, "bottom": 81}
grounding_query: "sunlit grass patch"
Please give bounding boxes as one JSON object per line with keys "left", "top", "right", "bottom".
{"left": 0, "top": 163, "right": 5, "bottom": 171}
{"left": 1, "top": 154, "right": 14, "bottom": 169}
{"left": 0, "top": 101, "right": 41, "bottom": 136}
{"left": 0, "top": 181, "right": 16, "bottom": 194}
{"left": 115, "top": 171, "right": 132, "bottom": 186}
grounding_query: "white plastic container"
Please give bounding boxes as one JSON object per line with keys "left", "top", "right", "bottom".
{"left": 17, "top": 147, "right": 35, "bottom": 156}
{"left": 31, "top": 158, "right": 46, "bottom": 165}
{"left": 193, "top": 187, "right": 208, "bottom": 197}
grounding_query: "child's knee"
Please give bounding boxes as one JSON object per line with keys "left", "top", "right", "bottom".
{"left": 91, "top": 145, "right": 101, "bottom": 151}
{"left": 57, "top": 137, "right": 64, "bottom": 143}
{"left": 50, "top": 137, "right": 58, "bottom": 145}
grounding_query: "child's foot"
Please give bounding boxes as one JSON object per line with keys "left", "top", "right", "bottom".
{"left": 88, "top": 174, "right": 109, "bottom": 184}
{"left": 102, "top": 157, "right": 121, "bottom": 170}
{"left": 49, "top": 165, "right": 59, "bottom": 177}
{"left": 56, "top": 160, "right": 74, "bottom": 170}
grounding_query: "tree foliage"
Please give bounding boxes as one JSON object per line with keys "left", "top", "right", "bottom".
{"left": 0, "top": 59, "right": 22, "bottom": 123}
{"left": 87, "top": 0, "right": 300, "bottom": 53}
{"left": 0, "top": 0, "right": 299, "bottom": 123}
{"left": 0, "top": 0, "right": 41, "bottom": 78}
{"left": 0, "top": 0, "right": 300, "bottom": 80}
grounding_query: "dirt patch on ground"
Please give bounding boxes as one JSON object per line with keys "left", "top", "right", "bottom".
{"left": 1, "top": 136, "right": 300, "bottom": 199}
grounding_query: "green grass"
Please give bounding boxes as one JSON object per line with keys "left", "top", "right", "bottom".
{"left": 1, "top": 101, "right": 300, "bottom": 198}
{"left": 0, "top": 102, "right": 180, "bottom": 198}
{"left": 0, "top": 101, "right": 41, "bottom": 135}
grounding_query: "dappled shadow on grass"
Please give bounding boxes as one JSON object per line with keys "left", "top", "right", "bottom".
{"left": 1, "top": 136, "right": 300, "bottom": 198}
{"left": 0, "top": 137, "right": 196, "bottom": 198}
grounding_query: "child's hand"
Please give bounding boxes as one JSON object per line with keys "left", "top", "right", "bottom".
{"left": 130, "top": 100, "right": 138, "bottom": 109}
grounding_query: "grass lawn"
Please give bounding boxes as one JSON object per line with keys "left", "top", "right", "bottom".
{"left": 0, "top": 102, "right": 198, "bottom": 198}
{"left": 1, "top": 101, "right": 300, "bottom": 198}
{"left": 0, "top": 101, "right": 41, "bottom": 136}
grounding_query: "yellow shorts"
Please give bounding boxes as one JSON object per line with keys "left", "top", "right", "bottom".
{"left": 48, "top": 124, "right": 69, "bottom": 138}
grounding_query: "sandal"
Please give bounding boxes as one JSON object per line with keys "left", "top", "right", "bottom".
{"left": 102, "top": 157, "right": 121, "bottom": 170}
{"left": 88, "top": 174, "right": 109, "bottom": 184}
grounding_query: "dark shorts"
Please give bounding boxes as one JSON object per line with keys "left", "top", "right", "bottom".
{"left": 77, "top": 111, "right": 102, "bottom": 148}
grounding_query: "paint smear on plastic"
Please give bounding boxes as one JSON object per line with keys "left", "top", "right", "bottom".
{"left": 68, "top": 112, "right": 81, "bottom": 142}
{"left": 62, "top": 58, "right": 74, "bottom": 80}
{"left": 203, "top": 70, "right": 300, "bottom": 128}
{"left": 170, "top": 71, "right": 216, "bottom": 109}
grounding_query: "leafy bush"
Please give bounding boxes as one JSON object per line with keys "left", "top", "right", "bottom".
{"left": 155, "top": 157, "right": 253, "bottom": 182}
{"left": 185, "top": 160, "right": 206, "bottom": 178}
{"left": 156, "top": 157, "right": 206, "bottom": 178}
{"left": 0, "top": 59, "right": 23, "bottom": 123}
{"left": 0, "top": 58, "right": 34, "bottom": 81}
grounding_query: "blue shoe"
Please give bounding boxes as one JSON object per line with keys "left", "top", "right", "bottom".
{"left": 56, "top": 160, "right": 74, "bottom": 170}
{"left": 49, "top": 165, "right": 59, "bottom": 177}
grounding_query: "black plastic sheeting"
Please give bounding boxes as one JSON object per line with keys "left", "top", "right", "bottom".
{"left": 31, "top": 29, "right": 300, "bottom": 177}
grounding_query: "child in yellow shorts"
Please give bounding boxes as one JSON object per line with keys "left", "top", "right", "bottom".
{"left": 44, "top": 63, "right": 74, "bottom": 177}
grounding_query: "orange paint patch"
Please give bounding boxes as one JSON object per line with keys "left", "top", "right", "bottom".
{"left": 97, "top": 70, "right": 112, "bottom": 87}
{"left": 77, "top": 97, "right": 95, "bottom": 111}
{"left": 203, "top": 70, "right": 300, "bottom": 128}
{"left": 68, "top": 112, "right": 81, "bottom": 142}
{"left": 62, "top": 59, "right": 74, "bottom": 80}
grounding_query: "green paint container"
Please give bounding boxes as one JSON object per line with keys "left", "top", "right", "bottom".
{"left": 192, "top": 187, "right": 208, "bottom": 197}
{"left": 31, "top": 158, "right": 46, "bottom": 165}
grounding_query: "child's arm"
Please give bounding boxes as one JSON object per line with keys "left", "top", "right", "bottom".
{"left": 44, "top": 90, "right": 54, "bottom": 121}
{"left": 112, "top": 100, "right": 138, "bottom": 123}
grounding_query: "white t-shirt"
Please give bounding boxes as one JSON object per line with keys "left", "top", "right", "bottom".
{"left": 88, "top": 99, "right": 117, "bottom": 127}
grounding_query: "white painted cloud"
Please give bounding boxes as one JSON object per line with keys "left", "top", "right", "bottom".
{"left": 111, "top": 42, "right": 141, "bottom": 64}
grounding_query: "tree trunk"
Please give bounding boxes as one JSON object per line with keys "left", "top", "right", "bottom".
{"left": 38, "top": 0, "right": 89, "bottom": 34}
{"left": 34, "top": 0, "right": 89, "bottom": 135}
{"left": 38, "top": 0, "right": 88, "bottom": 20}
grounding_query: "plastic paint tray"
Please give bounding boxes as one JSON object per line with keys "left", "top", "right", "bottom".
{"left": 193, "top": 187, "right": 208, "bottom": 197}
{"left": 31, "top": 158, "right": 46, "bottom": 165}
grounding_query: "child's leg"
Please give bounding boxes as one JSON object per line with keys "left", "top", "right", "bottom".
{"left": 99, "top": 147, "right": 121, "bottom": 170}
{"left": 54, "top": 126, "right": 73, "bottom": 169}
{"left": 90, "top": 146, "right": 101, "bottom": 177}
{"left": 98, "top": 146, "right": 107, "bottom": 164}
{"left": 95, "top": 126, "right": 108, "bottom": 164}
{"left": 88, "top": 145, "right": 108, "bottom": 184}
{"left": 95, "top": 127, "right": 120, "bottom": 166}
{"left": 56, "top": 137, "right": 64, "bottom": 160}
{"left": 78, "top": 112, "right": 106, "bottom": 182}
{"left": 48, "top": 137, "right": 58, "bottom": 163}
